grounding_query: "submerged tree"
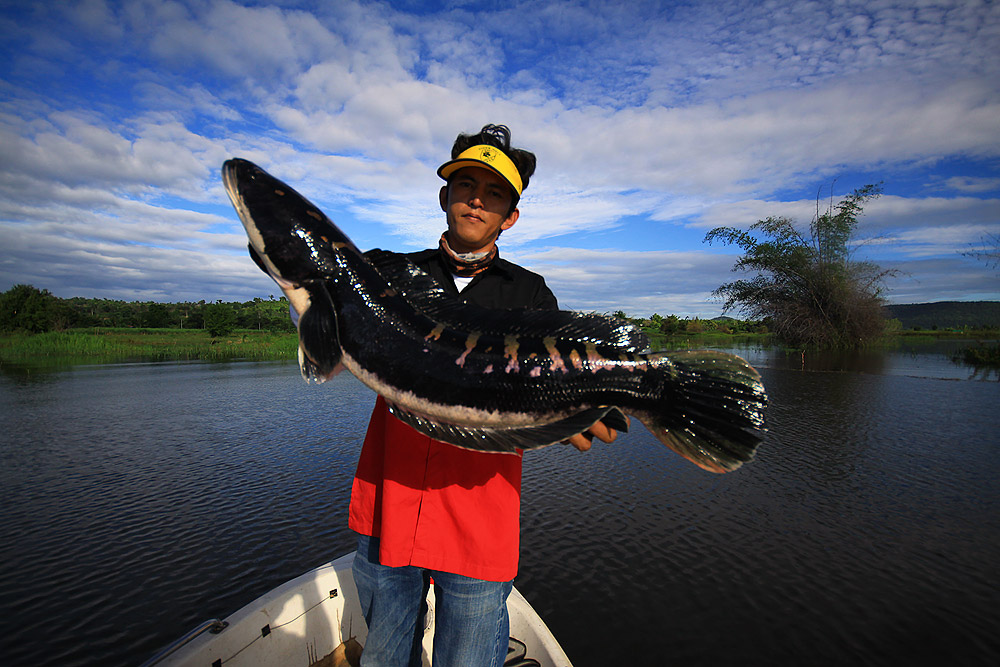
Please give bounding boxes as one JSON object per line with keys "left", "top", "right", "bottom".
{"left": 704, "top": 183, "right": 894, "bottom": 349}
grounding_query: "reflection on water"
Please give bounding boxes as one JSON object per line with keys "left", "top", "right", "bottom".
{"left": 1, "top": 349, "right": 998, "bottom": 666}
{"left": 0, "top": 362, "right": 374, "bottom": 666}
{"left": 706, "top": 337, "right": 999, "bottom": 380}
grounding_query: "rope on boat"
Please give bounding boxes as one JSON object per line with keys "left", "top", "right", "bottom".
{"left": 140, "top": 588, "right": 341, "bottom": 666}
{"left": 138, "top": 618, "right": 228, "bottom": 666}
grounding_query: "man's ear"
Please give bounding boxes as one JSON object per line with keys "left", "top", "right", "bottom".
{"left": 501, "top": 208, "right": 519, "bottom": 231}
{"left": 439, "top": 185, "right": 448, "bottom": 212}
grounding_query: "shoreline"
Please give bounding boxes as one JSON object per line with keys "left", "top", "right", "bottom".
{"left": 3, "top": 327, "right": 997, "bottom": 370}
{"left": 0, "top": 328, "right": 299, "bottom": 367}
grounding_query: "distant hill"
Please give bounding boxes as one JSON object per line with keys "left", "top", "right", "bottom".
{"left": 883, "top": 301, "right": 1000, "bottom": 329}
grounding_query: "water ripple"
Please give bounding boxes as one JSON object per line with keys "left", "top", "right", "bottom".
{"left": 2, "top": 361, "right": 999, "bottom": 666}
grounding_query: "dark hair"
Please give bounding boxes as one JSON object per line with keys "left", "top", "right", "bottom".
{"left": 450, "top": 124, "right": 537, "bottom": 205}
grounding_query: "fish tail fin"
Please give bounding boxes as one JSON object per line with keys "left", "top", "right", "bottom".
{"left": 636, "top": 350, "right": 767, "bottom": 473}
{"left": 297, "top": 285, "right": 342, "bottom": 383}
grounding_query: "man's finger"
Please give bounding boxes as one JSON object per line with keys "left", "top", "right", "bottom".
{"left": 566, "top": 432, "right": 593, "bottom": 452}
{"left": 588, "top": 421, "right": 618, "bottom": 443}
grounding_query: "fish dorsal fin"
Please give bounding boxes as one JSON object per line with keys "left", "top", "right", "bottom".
{"left": 363, "top": 249, "right": 649, "bottom": 351}
{"left": 364, "top": 248, "right": 448, "bottom": 300}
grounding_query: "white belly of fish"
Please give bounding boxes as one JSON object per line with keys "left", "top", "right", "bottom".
{"left": 341, "top": 352, "right": 579, "bottom": 429}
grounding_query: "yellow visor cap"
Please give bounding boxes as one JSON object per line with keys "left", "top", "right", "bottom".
{"left": 436, "top": 144, "right": 523, "bottom": 197}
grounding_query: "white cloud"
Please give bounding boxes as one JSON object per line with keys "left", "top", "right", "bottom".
{"left": 885, "top": 224, "right": 998, "bottom": 258}
{"left": 135, "top": 0, "right": 334, "bottom": 79}
{"left": 691, "top": 194, "right": 1000, "bottom": 258}
{"left": 517, "top": 247, "right": 744, "bottom": 317}
{"left": 0, "top": 221, "right": 261, "bottom": 302}
{"left": 884, "top": 256, "right": 1000, "bottom": 304}
{"left": 865, "top": 195, "right": 1000, "bottom": 231}
{"left": 68, "top": 0, "right": 124, "bottom": 43}
{"left": 940, "top": 176, "right": 1000, "bottom": 194}
{"left": 1, "top": 107, "right": 221, "bottom": 199}
{"left": 1, "top": 0, "right": 998, "bottom": 310}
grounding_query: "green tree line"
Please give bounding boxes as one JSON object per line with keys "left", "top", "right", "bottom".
{"left": 612, "top": 310, "right": 769, "bottom": 335}
{"left": 3, "top": 281, "right": 771, "bottom": 341}
{"left": 0, "top": 284, "right": 296, "bottom": 337}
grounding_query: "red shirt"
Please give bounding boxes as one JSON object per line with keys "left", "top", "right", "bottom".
{"left": 347, "top": 250, "right": 558, "bottom": 582}
{"left": 349, "top": 396, "right": 523, "bottom": 582}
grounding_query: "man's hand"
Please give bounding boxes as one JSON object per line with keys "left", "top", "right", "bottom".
{"left": 565, "top": 417, "right": 628, "bottom": 452}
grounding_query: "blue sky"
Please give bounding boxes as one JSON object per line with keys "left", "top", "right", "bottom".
{"left": 1, "top": 0, "right": 998, "bottom": 317}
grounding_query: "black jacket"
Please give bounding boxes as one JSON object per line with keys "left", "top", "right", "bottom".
{"left": 407, "top": 248, "right": 558, "bottom": 311}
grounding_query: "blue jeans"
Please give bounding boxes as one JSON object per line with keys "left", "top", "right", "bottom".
{"left": 352, "top": 534, "right": 512, "bottom": 667}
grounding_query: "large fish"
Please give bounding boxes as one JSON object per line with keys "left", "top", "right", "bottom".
{"left": 222, "top": 158, "right": 767, "bottom": 473}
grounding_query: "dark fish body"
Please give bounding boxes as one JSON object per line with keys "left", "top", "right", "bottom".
{"left": 222, "top": 158, "right": 767, "bottom": 473}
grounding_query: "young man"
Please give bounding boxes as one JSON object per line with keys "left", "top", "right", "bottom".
{"left": 348, "top": 124, "right": 618, "bottom": 667}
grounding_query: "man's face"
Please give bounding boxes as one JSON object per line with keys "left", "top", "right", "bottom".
{"left": 439, "top": 166, "right": 519, "bottom": 254}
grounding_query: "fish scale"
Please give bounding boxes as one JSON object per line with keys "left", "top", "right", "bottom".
{"left": 223, "top": 158, "right": 768, "bottom": 472}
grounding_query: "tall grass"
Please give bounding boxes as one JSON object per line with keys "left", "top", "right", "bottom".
{"left": 952, "top": 342, "right": 1000, "bottom": 368}
{"left": 0, "top": 328, "right": 299, "bottom": 367}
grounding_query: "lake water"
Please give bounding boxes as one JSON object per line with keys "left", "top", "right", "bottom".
{"left": 1, "top": 342, "right": 998, "bottom": 666}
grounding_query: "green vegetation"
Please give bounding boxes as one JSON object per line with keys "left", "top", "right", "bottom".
{"left": 611, "top": 311, "right": 772, "bottom": 351}
{"left": 0, "top": 284, "right": 73, "bottom": 333}
{"left": 951, "top": 342, "right": 1000, "bottom": 368}
{"left": 704, "top": 184, "right": 895, "bottom": 349}
{"left": 3, "top": 284, "right": 997, "bottom": 371}
{"left": 613, "top": 308, "right": 999, "bottom": 370}
{"left": 204, "top": 302, "right": 239, "bottom": 337}
{"left": 0, "top": 328, "right": 299, "bottom": 366}
{"left": 0, "top": 284, "right": 300, "bottom": 368}
{"left": 1, "top": 284, "right": 296, "bottom": 335}
{"left": 884, "top": 301, "right": 1000, "bottom": 330}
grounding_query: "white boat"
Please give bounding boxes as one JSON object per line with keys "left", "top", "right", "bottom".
{"left": 142, "top": 551, "right": 573, "bottom": 667}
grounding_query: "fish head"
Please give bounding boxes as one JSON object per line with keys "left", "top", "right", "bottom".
{"left": 222, "top": 158, "right": 362, "bottom": 285}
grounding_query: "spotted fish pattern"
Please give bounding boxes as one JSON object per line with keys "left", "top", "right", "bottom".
{"left": 223, "top": 158, "right": 767, "bottom": 473}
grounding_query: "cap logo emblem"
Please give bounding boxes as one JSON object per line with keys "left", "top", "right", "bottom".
{"left": 437, "top": 143, "right": 523, "bottom": 196}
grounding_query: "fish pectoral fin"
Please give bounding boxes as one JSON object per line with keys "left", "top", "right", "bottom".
{"left": 248, "top": 244, "right": 302, "bottom": 293}
{"left": 297, "top": 285, "right": 342, "bottom": 383}
{"left": 248, "top": 244, "right": 269, "bottom": 274}
{"left": 298, "top": 345, "right": 344, "bottom": 383}
{"left": 599, "top": 407, "right": 630, "bottom": 433}
{"left": 385, "top": 405, "right": 628, "bottom": 453}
